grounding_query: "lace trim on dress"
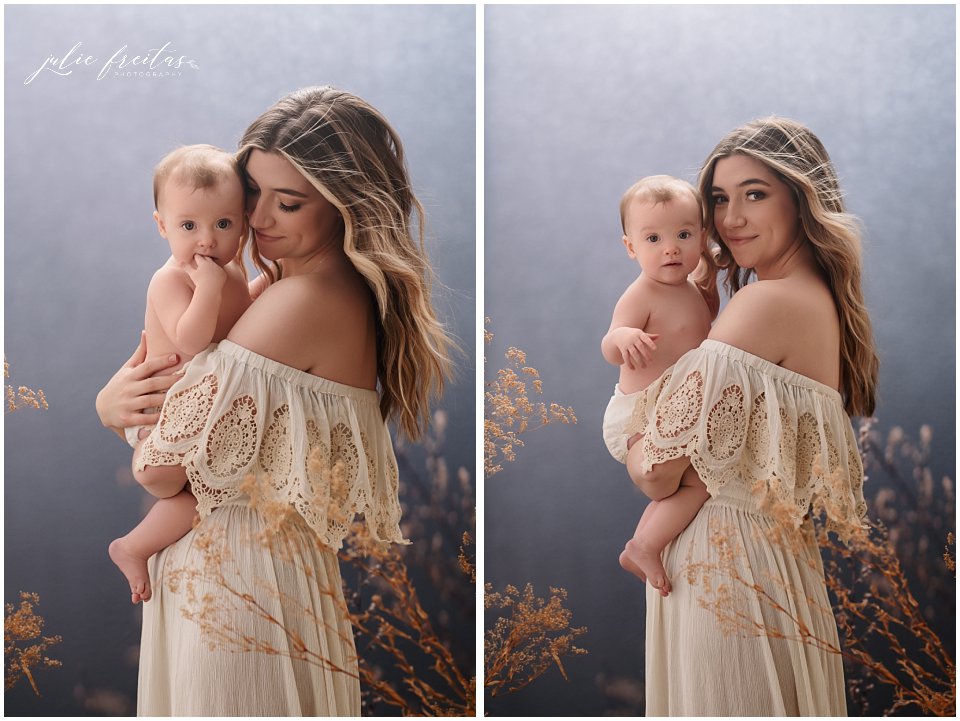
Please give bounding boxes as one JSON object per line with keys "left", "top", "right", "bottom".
{"left": 137, "top": 340, "right": 406, "bottom": 550}
{"left": 623, "top": 340, "right": 867, "bottom": 540}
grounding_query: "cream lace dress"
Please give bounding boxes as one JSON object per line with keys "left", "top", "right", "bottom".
{"left": 133, "top": 340, "right": 405, "bottom": 716}
{"left": 625, "top": 340, "right": 866, "bottom": 716}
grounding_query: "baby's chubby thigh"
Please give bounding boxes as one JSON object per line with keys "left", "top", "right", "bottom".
{"left": 601, "top": 381, "right": 652, "bottom": 465}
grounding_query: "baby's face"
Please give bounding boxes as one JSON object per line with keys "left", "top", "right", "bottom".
{"left": 154, "top": 176, "right": 246, "bottom": 266}
{"left": 622, "top": 195, "right": 703, "bottom": 285}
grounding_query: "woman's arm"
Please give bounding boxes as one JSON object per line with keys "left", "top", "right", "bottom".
{"left": 95, "top": 332, "right": 181, "bottom": 436}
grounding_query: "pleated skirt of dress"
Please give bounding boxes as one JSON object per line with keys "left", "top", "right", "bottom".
{"left": 137, "top": 500, "right": 360, "bottom": 716}
{"left": 644, "top": 488, "right": 847, "bottom": 716}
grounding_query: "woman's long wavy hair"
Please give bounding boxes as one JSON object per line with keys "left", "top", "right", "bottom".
{"left": 698, "top": 117, "right": 879, "bottom": 417}
{"left": 237, "top": 86, "right": 453, "bottom": 440}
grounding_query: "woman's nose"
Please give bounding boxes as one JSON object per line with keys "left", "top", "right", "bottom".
{"left": 721, "top": 203, "right": 745, "bottom": 229}
{"left": 247, "top": 194, "right": 268, "bottom": 228}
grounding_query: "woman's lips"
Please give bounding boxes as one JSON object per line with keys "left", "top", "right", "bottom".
{"left": 726, "top": 235, "right": 755, "bottom": 244}
{"left": 255, "top": 230, "right": 282, "bottom": 242}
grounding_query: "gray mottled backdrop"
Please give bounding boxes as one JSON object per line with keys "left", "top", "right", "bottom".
{"left": 485, "top": 4, "right": 954, "bottom": 716}
{"left": 5, "top": 4, "right": 474, "bottom": 716}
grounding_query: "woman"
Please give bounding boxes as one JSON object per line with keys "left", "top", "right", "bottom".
{"left": 96, "top": 86, "right": 453, "bottom": 715}
{"left": 628, "top": 117, "right": 878, "bottom": 715}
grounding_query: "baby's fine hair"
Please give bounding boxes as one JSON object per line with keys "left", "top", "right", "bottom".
{"left": 619, "top": 175, "right": 702, "bottom": 234}
{"left": 152, "top": 144, "right": 240, "bottom": 210}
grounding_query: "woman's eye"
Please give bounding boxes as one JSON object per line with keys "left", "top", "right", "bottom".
{"left": 746, "top": 190, "right": 765, "bottom": 201}
{"left": 245, "top": 186, "right": 260, "bottom": 196}
{"left": 712, "top": 195, "right": 727, "bottom": 206}
{"left": 181, "top": 221, "right": 195, "bottom": 231}
{"left": 279, "top": 202, "right": 302, "bottom": 213}
{"left": 216, "top": 219, "right": 232, "bottom": 229}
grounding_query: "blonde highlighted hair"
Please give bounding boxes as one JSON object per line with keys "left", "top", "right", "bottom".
{"left": 237, "top": 86, "right": 453, "bottom": 440}
{"left": 698, "top": 116, "right": 879, "bottom": 416}
{"left": 152, "top": 144, "right": 240, "bottom": 210}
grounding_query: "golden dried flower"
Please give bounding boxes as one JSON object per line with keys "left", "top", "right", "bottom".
{"left": 5, "top": 591, "right": 62, "bottom": 695}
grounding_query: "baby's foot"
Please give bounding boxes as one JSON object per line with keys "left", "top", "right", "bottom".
{"left": 108, "top": 538, "right": 151, "bottom": 603}
{"left": 620, "top": 536, "right": 671, "bottom": 596}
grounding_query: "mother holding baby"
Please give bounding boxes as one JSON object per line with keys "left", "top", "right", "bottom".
{"left": 628, "top": 118, "right": 877, "bottom": 715}
{"left": 96, "top": 86, "right": 452, "bottom": 715}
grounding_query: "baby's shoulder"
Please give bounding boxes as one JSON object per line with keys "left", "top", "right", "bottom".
{"left": 146, "top": 262, "right": 190, "bottom": 297}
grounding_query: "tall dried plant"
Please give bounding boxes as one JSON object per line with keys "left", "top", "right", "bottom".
{"left": 484, "top": 320, "right": 588, "bottom": 708}
{"left": 5, "top": 364, "right": 58, "bottom": 698}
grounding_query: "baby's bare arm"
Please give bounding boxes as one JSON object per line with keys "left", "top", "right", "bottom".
{"left": 601, "top": 280, "right": 657, "bottom": 368}
{"left": 149, "top": 261, "right": 224, "bottom": 356}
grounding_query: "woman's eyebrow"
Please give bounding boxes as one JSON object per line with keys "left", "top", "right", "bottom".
{"left": 271, "top": 187, "right": 310, "bottom": 198}
{"left": 243, "top": 176, "right": 310, "bottom": 198}
{"left": 711, "top": 178, "right": 773, "bottom": 192}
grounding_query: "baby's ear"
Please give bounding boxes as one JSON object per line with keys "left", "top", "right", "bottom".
{"left": 153, "top": 211, "right": 167, "bottom": 238}
{"left": 622, "top": 234, "right": 636, "bottom": 258}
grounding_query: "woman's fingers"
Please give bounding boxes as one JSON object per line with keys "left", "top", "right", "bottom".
{"left": 124, "top": 331, "right": 149, "bottom": 368}
{"left": 132, "top": 353, "right": 180, "bottom": 380}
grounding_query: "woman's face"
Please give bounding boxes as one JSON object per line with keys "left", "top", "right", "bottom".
{"left": 243, "top": 149, "right": 343, "bottom": 265}
{"left": 709, "top": 154, "right": 803, "bottom": 278}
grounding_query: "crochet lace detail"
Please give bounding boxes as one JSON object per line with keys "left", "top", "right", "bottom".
{"left": 137, "top": 341, "right": 406, "bottom": 549}
{"left": 624, "top": 340, "right": 866, "bottom": 540}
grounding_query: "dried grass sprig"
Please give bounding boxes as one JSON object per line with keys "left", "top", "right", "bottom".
{"left": 484, "top": 583, "right": 587, "bottom": 697}
{"left": 4, "top": 359, "right": 48, "bottom": 414}
{"left": 341, "top": 522, "right": 475, "bottom": 716}
{"left": 484, "top": 319, "right": 576, "bottom": 476}
{"left": 4, "top": 592, "right": 62, "bottom": 696}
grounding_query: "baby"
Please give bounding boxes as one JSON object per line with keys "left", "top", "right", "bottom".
{"left": 108, "top": 144, "right": 252, "bottom": 603}
{"left": 601, "top": 175, "right": 719, "bottom": 596}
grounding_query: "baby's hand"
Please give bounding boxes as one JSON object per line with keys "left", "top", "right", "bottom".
{"left": 614, "top": 327, "right": 658, "bottom": 370}
{"left": 184, "top": 255, "right": 227, "bottom": 290}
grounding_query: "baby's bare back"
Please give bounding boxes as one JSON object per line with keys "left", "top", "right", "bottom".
{"left": 619, "top": 279, "right": 712, "bottom": 394}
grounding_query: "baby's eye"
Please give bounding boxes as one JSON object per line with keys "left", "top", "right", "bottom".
{"left": 645, "top": 234, "right": 660, "bottom": 243}
{"left": 181, "top": 221, "right": 196, "bottom": 231}
{"left": 279, "top": 202, "right": 302, "bottom": 213}
{"left": 678, "top": 230, "right": 692, "bottom": 240}
{"left": 216, "top": 219, "right": 232, "bottom": 230}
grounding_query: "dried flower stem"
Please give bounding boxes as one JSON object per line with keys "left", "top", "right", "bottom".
{"left": 4, "top": 592, "right": 62, "bottom": 696}
{"left": 484, "top": 583, "right": 587, "bottom": 697}
{"left": 484, "top": 319, "right": 576, "bottom": 476}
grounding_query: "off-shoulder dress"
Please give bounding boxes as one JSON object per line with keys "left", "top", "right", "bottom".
{"left": 133, "top": 340, "right": 405, "bottom": 716}
{"left": 625, "top": 340, "right": 866, "bottom": 715}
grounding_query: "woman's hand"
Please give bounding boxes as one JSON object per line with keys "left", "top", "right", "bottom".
{"left": 95, "top": 332, "right": 180, "bottom": 433}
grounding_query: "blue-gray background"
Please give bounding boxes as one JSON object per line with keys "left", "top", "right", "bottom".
{"left": 485, "top": 5, "right": 955, "bottom": 716}
{"left": 4, "top": 4, "right": 474, "bottom": 715}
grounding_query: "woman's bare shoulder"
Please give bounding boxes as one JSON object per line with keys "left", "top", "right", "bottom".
{"left": 710, "top": 278, "right": 832, "bottom": 365}
{"left": 226, "top": 271, "right": 375, "bottom": 379}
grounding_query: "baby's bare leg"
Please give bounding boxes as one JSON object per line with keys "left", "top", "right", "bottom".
{"left": 619, "top": 500, "right": 657, "bottom": 580}
{"left": 109, "top": 490, "right": 198, "bottom": 604}
{"left": 620, "top": 465, "right": 709, "bottom": 596}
